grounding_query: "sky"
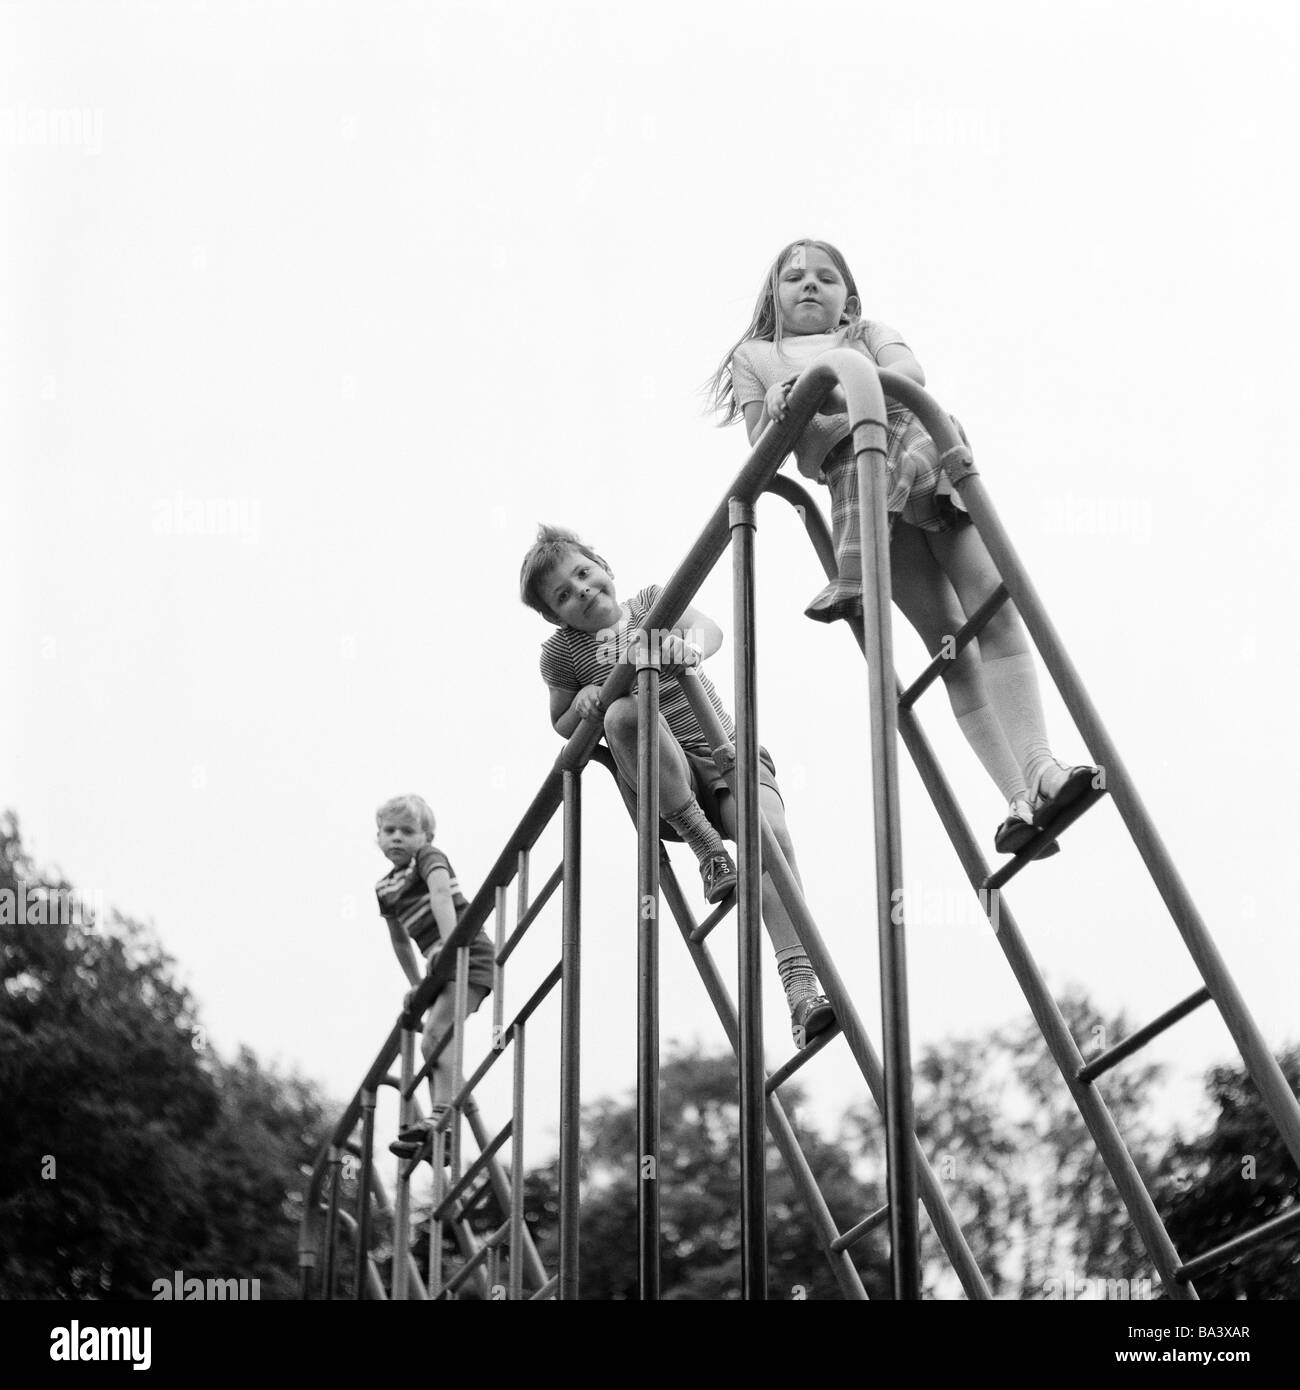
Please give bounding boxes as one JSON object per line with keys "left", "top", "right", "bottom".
{"left": 4, "top": 0, "right": 1299, "bottom": 1261}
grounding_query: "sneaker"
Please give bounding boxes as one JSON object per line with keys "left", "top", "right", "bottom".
{"left": 388, "top": 1118, "right": 451, "bottom": 1165}
{"left": 791, "top": 994, "right": 837, "bottom": 1049}
{"left": 994, "top": 797, "right": 1060, "bottom": 860}
{"left": 699, "top": 850, "right": 738, "bottom": 905}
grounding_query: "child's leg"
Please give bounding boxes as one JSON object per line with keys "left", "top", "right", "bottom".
{"left": 924, "top": 524, "right": 1074, "bottom": 801}
{"left": 715, "top": 785, "right": 833, "bottom": 1039}
{"left": 603, "top": 696, "right": 729, "bottom": 866}
{"left": 891, "top": 523, "right": 1027, "bottom": 803}
{"left": 422, "top": 985, "right": 489, "bottom": 1111}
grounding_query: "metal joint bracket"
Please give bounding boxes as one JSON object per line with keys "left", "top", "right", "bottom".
{"left": 940, "top": 444, "right": 978, "bottom": 488}
{"left": 728, "top": 497, "right": 756, "bottom": 530}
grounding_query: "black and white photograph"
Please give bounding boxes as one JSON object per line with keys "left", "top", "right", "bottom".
{"left": 2, "top": 0, "right": 1296, "bottom": 1360}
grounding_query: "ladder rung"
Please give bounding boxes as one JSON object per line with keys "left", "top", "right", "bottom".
{"left": 899, "top": 584, "right": 1010, "bottom": 711}
{"left": 1077, "top": 988, "right": 1212, "bottom": 1084}
{"left": 432, "top": 1118, "right": 513, "bottom": 1221}
{"left": 764, "top": 1024, "right": 842, "bottom": 1095}
{"left": 1174, "top": 1204, "right": 1300, "bottom": 1284}
{"left": 689, "top": 890, "right": 737, "bottom": 943}
{"left": 981, "top": 785, "right": 1106, "bottom": 892}
{"left": 831, "top": 1204, "right": 891, "bottom": 1253}
{"left": 438, "top": 1220, "right": 510, "bottom": 1299}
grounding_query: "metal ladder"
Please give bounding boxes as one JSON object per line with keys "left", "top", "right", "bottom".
{"left": 757, "top": 375, "right": 1300, "bottom": 1298}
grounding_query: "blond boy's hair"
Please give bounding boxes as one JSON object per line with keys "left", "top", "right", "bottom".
{"left": 375, "top": 794, "right": 436, "bottom": 839}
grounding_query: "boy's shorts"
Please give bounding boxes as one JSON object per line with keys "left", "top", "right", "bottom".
{"left": 612, "top": 744, "right": 783, "bottom": 843}
{"left": 424, "top": 926, "right": 496, "bottom": 996}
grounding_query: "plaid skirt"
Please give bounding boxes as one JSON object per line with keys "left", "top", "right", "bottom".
{"left": 805, "top": 409, "right": 970, "bottom": 623}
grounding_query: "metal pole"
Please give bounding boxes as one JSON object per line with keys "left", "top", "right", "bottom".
{"left": 322, "top": 1145, "right": 342, "bottom": 1301}
{"left": 852, "top": 414, "right": 920, "bottom": 1300}
{"left": 353, "top": 1088, "right": 377, "bottom": 1300}
{"left": 509, "top": 1022, "right": 526, "bottom": 1301}
{"left": 635, "top": 639, "right": 662, "bottom": 1300}
{"left": 558, "top": 768, "right": 582, "bottom": 1300}
{"left": 494, "top": 883, "right": 508, "bottom": 1055}
{"left": 729, "top": 496, "right": 767, "bottom": 1300}
{"left": 392, "top": 1026, "right": 415, "bottom": 1301}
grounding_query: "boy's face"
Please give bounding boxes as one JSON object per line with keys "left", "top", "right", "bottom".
{"left": 545, "top": 548, "right": 620, "bottom": 633}
{"left": 377, "top": 815, "right": 429, "bottom": 867}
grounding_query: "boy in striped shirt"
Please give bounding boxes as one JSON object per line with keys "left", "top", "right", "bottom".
{"left": 375, "top": 794, "right": 495, "bottom": 1158}
{"left": 519, "top": 526, "right": 834, "bottom": 1047}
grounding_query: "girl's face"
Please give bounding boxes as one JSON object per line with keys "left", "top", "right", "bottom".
{"left": 545, "top": 548, "right": 621, "bottom": 633}
{"left": 378, "top": 816, "right": 428, "bottom": 867}
{"left": 775, "top": 245, "right": 857, "bottom": 336}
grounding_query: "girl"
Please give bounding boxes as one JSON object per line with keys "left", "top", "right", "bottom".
{"left": 709, "top": 238, "right": 1096, "bottom": 857}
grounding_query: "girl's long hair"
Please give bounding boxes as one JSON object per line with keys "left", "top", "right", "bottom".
{"left": 706, "top": 238, "right": 861, "bottom": 425}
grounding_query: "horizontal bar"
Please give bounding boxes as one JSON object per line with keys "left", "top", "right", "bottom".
{"left": 440, "top": 1221, "right": 511, "bottom": 1299}
{"left": 831, "top": 1205, "right": 892, "bottom": 1253}
{"left": 440, "top": 962, "right": 563, "bottom": 1116}
{"left": 688, "top": 889, "right": 737, "bottom": 944}
{"left": 529, "top": 1275, "right": 559, "bottom": 1301}
{"left": 1077, "top": 988, "right": 1212, "bottom": 1084}
{"left": 899, "top": 584, "right": 1010, "bottom": 711}
{"left": 981, "top": 786, "right": 1106, "bottom": 891}
{"left": 498, "top": 862, "right": 564, "bottom": 967}
{"left": 433, "top": 1119, "right": 514, "bottom": 1222}
{"left": 1175, "top": 1204, "right": 1300, "bottom": 1284}
{"left": 764, "top": 1024, "right": 842, "bottom": 1096}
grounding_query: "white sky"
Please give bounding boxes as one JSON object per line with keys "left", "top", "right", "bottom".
{"left": 4, "top": 0, "right": 1299, "bottom": 1214}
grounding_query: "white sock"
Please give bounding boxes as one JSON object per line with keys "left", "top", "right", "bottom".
{"left": 956, "top": 704, "right": 1029, "bottom": 804}
{"left": 981, "top": 652, "right": 1055, "bottom": 795}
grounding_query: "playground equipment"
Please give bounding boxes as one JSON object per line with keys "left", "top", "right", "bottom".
{"left": 299, "top": 352, "right": 1300, "bottom": 1299}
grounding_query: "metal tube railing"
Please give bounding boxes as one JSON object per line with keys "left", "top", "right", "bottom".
{"left": 303, "top": 349, "right": 905, "bottom": 1300}
{"left": 634, "top": 644, "right": 662, "bottom": 1299}
{"left": 675, "top": 668, "right": 990, "bottom": 1300}
{"left": 558, "top": 768, "right": 582, "bottom": 1299}
{"left": 353, "top": 1088, "right": 376, "bottom": 1301}
{"left": 768, "top": 474, "right": 1197, "bottom": 1299}
{"left": 729, "top": 495, "right": 767, "bottom": 1299}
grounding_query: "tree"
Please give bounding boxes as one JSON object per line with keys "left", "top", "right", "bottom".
{"left": 522, "top": 1047, "right": 889, "bottom": 1300}
{"left": 1154, "top": 1048, "right": 1300, "bottom": 1298}
{"left": 0, "top": 813, "right": 329, "bottom": 1299}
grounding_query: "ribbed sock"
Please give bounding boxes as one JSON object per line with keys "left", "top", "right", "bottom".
{"left": 955, "top": 704, "right": 1029, "bottom": 804}
{"left": 776, "top": 946, "right": 821, "bottom": 1011}
{"left": 980, "top": 652, "right": 1055, "bottom": 797}
{"left": 665, "top": 796, "right": 726, "bottom": 863}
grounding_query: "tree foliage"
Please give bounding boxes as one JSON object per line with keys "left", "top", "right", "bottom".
{"left": 0, "top": 813, "right": 329, "bottom": 1299}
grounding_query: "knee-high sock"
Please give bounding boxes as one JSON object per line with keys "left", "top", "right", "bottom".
{"left": 956, "top": 704, "right": 1029, "bottom": 803}
{"left": 664, "top": 796, "right": 726, "bottom": 863}
{"left": 776, "top": 945, "right": 821, "bottom": 1010}
{"left": 980, "top": 651, "right": 1055, "bottom": 795}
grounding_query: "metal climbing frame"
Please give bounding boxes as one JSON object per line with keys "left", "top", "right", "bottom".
{"left": 753, "top": 363, "right": 1300, "bottom": 1298}
{"left": 303, "top": 347, "right": 1299, "bottom": 1299}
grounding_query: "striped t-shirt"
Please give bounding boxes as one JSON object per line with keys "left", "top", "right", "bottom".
{"left": 539, "top": 584, "right": 735, "bottom": 762}
{"left": 375, "top": 843, "right": 469, "bottom": 953}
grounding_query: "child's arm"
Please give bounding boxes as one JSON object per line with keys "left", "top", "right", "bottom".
{"left": 384, "top": 914, "right": 424, "bottom": 989}
{"left": 658, "top": 603, "right": 722, "bottom": 668}
{"left": 550, "top": 683, "right": 603, "bottom": 738}
{"left": 875, "top": 341, "right": 926, "bottom": 387}
{"left": 424, "top": 865, "right": 459, "bottom": 949}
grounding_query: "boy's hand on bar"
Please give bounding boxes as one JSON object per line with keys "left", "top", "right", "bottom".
{"left": 571, "top": 685, "right": 604, "bottom": 721}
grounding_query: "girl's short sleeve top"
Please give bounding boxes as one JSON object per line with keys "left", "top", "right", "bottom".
{"left": 730, "top": 321, "right": 909, "bottom": 479}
